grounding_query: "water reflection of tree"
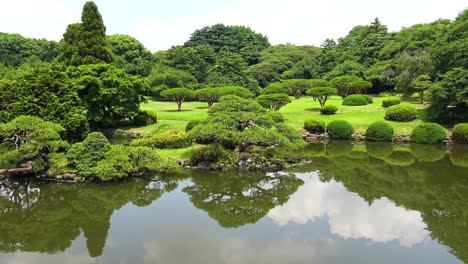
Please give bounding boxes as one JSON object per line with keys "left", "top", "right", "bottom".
{"left": 298, "top": 142, "right": 468, "bottom": 263}
{"left": 183, "top": 171, "right": 304, "bottom": 228}
{"left": 0, "top": 176, "right": 178, "bottom": 257}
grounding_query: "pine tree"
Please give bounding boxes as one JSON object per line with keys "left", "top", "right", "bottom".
{"left": 58, "top": 1, "right": 113, "bottom": 66}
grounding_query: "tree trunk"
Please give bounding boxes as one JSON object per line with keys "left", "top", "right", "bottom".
{"left": 177, "top": 102, "right": 182, "bottom": 111}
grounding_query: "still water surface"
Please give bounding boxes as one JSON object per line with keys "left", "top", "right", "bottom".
{"left": 0, "top": 142, "right": 467, "bottom": 264}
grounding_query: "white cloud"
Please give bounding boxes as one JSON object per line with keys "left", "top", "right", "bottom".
{"left": 267, "top": 172, "right": 430, "bottom": 247}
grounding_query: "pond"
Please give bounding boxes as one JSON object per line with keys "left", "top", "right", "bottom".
{"left": 0, "top": 142, "right": 467, "bottom": 264}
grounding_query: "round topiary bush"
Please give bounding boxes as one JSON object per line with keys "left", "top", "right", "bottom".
{"left": 342, "top": 94, "right": 369, "bottom": 106}
{"left": 410, "top": 123, "right": 447, "bottom": 144}
{"left": 366, "top": 121, "right": 394, "bottom": 142}
{"left": 362, "top": 94, "right": 373, "bottom": 104}
{"left": 327, "top": 120, "right": 354, "bottom": 139}
{"left": 320, "top": 105, "right": 338, "bottom": 115}
{"left": 384, "top": 104, "right": 417, "bottom": 122}
{"left": 452, "top": 123, "right": 468, "bottom": 143}
{"left": 185, "top": 120, "right": 201, "bottom": 132}
{"left": 382, "top": 97, "right": 401, "bottom": 108}
{"left": 304, "top": 118, "right": 326, "bottom": 134}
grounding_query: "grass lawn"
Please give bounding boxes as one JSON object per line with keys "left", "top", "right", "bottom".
{"left": 129, "top": 96, "right": 430, "bottom": 135}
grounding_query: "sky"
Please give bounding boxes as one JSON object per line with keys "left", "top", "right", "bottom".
{"left": 0, "top": 0, "right": 466, "bottom": 52}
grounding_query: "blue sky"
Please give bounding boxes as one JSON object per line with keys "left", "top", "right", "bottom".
{"left": 1, "top": 0, "right": 466, "bottom": 52}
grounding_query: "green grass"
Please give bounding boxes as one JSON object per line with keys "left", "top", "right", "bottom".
{"left": 129, "top": 96, "right": 430, "bottom": 136}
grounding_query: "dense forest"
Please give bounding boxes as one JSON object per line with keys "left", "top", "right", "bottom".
{"left": 0, "top": 1, "right": 466, "bottom": 181}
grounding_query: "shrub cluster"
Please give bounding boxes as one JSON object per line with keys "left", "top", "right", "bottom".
{"left": 133, "top": 111, "right": 157, "bottom": 126}
{"left": 410, "top": 123, "right": 447, "bottom": 144}
{"left": 320, "top": 105, "right": 338, "bottom": 115}
{"left": 451, "top": 123, "right": 468, "bottom": 143}
{"left": 384, "top": 104, "right": 417, "bottom": 122}
{"left": 304, "top": 118, "right": 326, "bottom": 134}
{"left": 327, "top": 120, "right": 354, "bottom": 139}
{"left": 131, "top": 129, "right": 191, "bottom": 149}
{"left": 382, "top": 97, "right": 401, "bottom": 108}
{"left": 188, "top": 144, "right": 235, "bottom": 166}
{"left": 266, "top": 111, "right": 285, "bottom": 123}
{"left": 185, "top": 120, "right": 201, "bottom": 132}
{"left": 342, "top": 94, "right": 369, "bottom": 106}
{"left": 366, "top": 121, "right": 394, "bottom": 142}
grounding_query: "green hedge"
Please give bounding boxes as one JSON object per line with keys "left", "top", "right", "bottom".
{"left": 382, "top": 97, "right": 401, "bottom": 108}
{"left": 410, "top": 123, "right": 447, "bottom": 144}
{"left": 452, "top": 123, "right": 468, "bottom": 143}
{"left": 131, "top": 130, "right": 191, "bottom": 149}
{"left": 327, "top": 120, "right": 354, "bottom": 139}
{"left": 320, "top": 105, "right": 338, "bottom": 115}
{"left": 384, "top": 104, "right": 417, "bottom": 122}
{"left": 342, "top": 94, "right": 369, "bottom": 106}
{"left": 366, "top": 121, "right": 394, "bottom": 142}
{"left": 304, "top": 118, "right": 326, "bottom": 134}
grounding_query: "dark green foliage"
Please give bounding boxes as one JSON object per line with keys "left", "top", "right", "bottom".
{"left": 0, "top": 116, "right": 67, "bottom": 171}
{"left": 304, "top": 119, "right": 326, "bottom": 134}
{"left": 327, "top": 120, "right": 354, "bottom": 139}
{"left": 133, "top": 111, "right": 157, "bottom": 126}
{"left": 262, "top": 82, "right": 292, "bottom": 95}
{"left": 108, "top": 34, "right": 155, "bottom": 76}
{"left": 410, "top": 144, "right": 447, "bottom": 162}
{"left": 160, "top": 88, "right": 195, "bottom": 111}
{"left": 281, "top": 79, "right": 312, "bottom": 99}
{"left": 58, "top": 1, "right": 113, "bottom": 66}
{"left": 410, "top": 123, "right": 447, "bottom": 144}
{"left": 306, "top": 87, "right": 337, "bottom": 107}
{"left": 329, "top": 76, "right": 364, "bottom": 97}
{"left": 130, "top": 130, "right": 191, "bottom": 149}
{"left": 256, "top": 93, "right": 291, "bottom": 110}
{"left": 70, "top": 64, "right": 146, "bottom": 127}
{"left": 185, "top": 120, "right": 201, "bottom": 132}
{"left": 0, "top": 33, "right": 59, "bottom": 66}
{"left": 427, "top": 67, "right": 468, "bottom": 119}
{"left": 413, "top": 74, "right": 432, "bottom": 103}
{"left": 326, "top": 141, "right": 354, "bottom": 156}
{"left": 320, "top": 105, "right": 338, "bottom": 115}
{"left": 366, "top": 121, "right": 394, "bottom": 141}
{"left": 148, "top": 66, "right": 197, "bottom": 90}
{"left": 382, "top": 97, "right": 401, "bottom": 107}
{"left": 342, "top": 94, "right": 369, "bottom": 106}
{"left": 452, "top": 123, "right": 468, "bottom": 143}
{"left": 66, "top": 132, "right": 111, "bottom": 177}
{"left": 0, "top": 64, "right": 89, "bottom": 140}
{"left": 184, "top": 24, "right": 270, "bottom": 65}
{"left": 385, "top": 104, "right": 417, "bottom": 122}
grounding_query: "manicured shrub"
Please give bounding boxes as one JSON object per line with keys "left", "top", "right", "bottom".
{"left": 366, "top": 121, "right": 394, "bottom": 142}
{"left": 131, "top": 129, "right": 191, "bottom": 149}
{"left": 133, "top": 111, "right": 157, "bottom": 126}
{"left": 266, "top": 111, "right": 285, "bottom": 123}
{"left": 185, "top": 120, "right": 201, "bottom": 132}
{"left": 382, "top": 97, "right": 401, "bottom": 108}
{"left": 452, "top": 123, "right": 468, "bottom": 143}
{"left": 384, "top": 104, "right": 417, "bottom": 122}
{"left": 410, "top": 123, "right": 447, "bottom": 144}
{"left": 327, "top": 120, "right": 354, "bottom": 140}
{"left": 320, "top": 105, "right": 338, "bottom": 115}
{"left": 342, "top": 94, "right": 369, "bottom": 106}
{"left": 304, "top": 118, "right": 326, "bottom": 134}
{"left": 362, "top": 94, "right": 373, "bottom": 104}
{"left": 257, "top": 93, "right": 291, "bottom": 111}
